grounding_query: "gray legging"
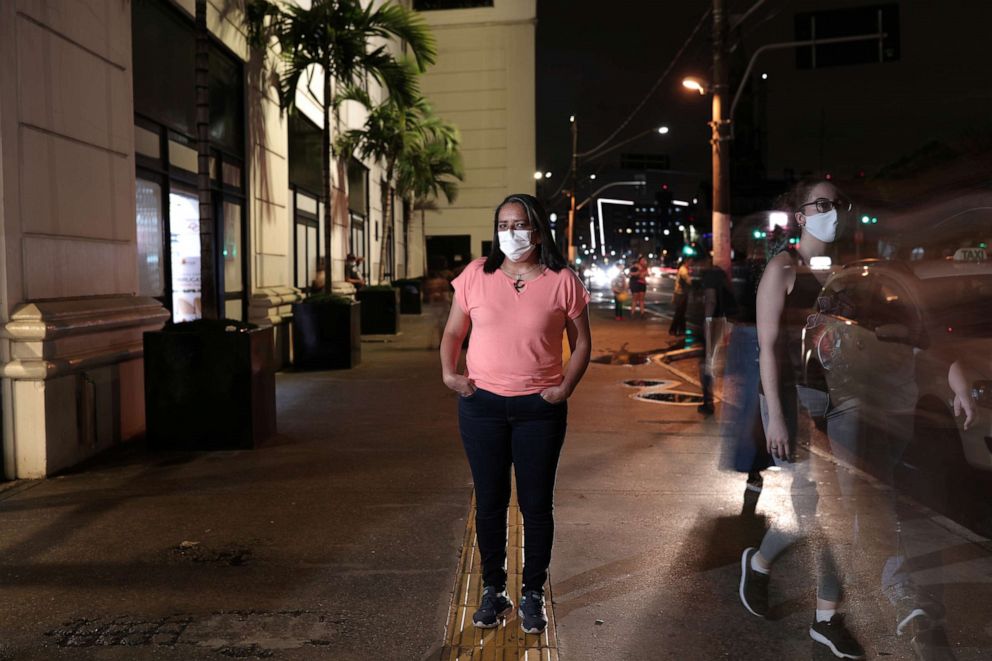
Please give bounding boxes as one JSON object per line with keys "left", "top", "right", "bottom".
{"left": 758, "top": 386, "right": 914, "bottom": 603}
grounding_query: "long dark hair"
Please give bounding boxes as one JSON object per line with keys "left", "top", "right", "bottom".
{"left": 483, "top": 194, "right": 569, "bottom": 274}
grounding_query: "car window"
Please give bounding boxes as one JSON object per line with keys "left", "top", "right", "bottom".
{"left": 870, "top": 276, "right": 922, "bottom": 337}
{"left": 922, "top": 275, "right": 992, "bottom": 338}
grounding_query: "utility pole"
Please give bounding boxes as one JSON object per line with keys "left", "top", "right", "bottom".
{"left": 566, "top": 115, "right": 578, "bottom": 263}
{"left": 711, "top": 0, "right": 732, "bottom": 275}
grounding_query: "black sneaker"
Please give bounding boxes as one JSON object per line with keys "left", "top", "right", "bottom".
{"left": 910, "top": 621, "right": 958, "bottom": 661}
{"left": 886, "top": 582, "right": 946, "bottom": 636}
{"left": 809, "top": 614, "right": 866, "bottom": 659}
{"left": 739, "top": 547, "right": 769, "bottom": 618}
{"left": 472, "top": 586, "right": 513, "bottom": 628}
{"left": 518, "top": 590, "right": 548, "bottom": 634}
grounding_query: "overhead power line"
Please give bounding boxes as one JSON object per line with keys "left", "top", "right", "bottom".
{"left": 575, "top": 8, "right": 712, "bottom": 159}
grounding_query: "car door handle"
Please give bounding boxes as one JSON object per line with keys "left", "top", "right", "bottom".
{"left": 856, "top": 339, "right": 864, "bottom": 350}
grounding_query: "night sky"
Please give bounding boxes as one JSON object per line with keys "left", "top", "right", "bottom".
{"left": 535, "top": 0, "right": 992, "bottom": 214}
{"left": 536, "top": 0, "right": 717, "bottom": 208}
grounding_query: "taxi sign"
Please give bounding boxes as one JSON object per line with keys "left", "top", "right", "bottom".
{"left": 809, "top": 256, "right": 832, "bottom": 270}
{"left": 953, "top": 247, "right": 988, "bottom": 262}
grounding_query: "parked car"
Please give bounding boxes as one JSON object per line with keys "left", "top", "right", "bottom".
{"left": 801, "top": 249, "right": 992, "bottom": 521}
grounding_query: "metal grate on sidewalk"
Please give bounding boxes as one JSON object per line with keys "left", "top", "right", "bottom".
{"left": 440, "top": 492, "right": 560, "bottom": 661}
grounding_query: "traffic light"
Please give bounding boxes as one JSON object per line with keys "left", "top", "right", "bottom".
{"left": 655, "top": 188, "right": 673, "bottom": 208}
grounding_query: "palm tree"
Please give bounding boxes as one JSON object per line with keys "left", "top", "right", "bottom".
{"left": 395, "top": 119, "right": 463, "bottom": 276}
{"left": 245, "top": 0, "right": 435, "bottom": 292}
{"left": 336, "top": 93, "right": 457, "bottom": 281}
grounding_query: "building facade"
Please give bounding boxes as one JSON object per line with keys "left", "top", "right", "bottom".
{"left": 415, "top": 0, "right": 536, "bottom": 272}
{"left": 0, "top": 0, "right": 417, "bottom": 479}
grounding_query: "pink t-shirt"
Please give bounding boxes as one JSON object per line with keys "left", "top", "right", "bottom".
{"left": 452, "top": 258, "right": 590, "bottom": 396}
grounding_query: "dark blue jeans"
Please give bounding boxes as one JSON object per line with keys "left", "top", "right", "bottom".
{"left": 458, "top": 388, "right": 568, "bottom": 594}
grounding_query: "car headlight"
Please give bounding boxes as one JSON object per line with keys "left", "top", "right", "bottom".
{"left": 973, "top": 381, "right": 992, "bottom": 409}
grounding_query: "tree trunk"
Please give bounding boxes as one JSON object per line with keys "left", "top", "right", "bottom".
{"left": 421, "top": 207, "right": 428, "bottom": 276}
{"left": 377, "top": 165, "right": 394, "bottom": 284}
{"left": 402, "top": 197, "right": 410, "bottom": 279}
{"left": 195, "top": 0, "right": 217, "bottom": 318}
{"left": 322, "top": 70, "right": 333, "bottom": 293}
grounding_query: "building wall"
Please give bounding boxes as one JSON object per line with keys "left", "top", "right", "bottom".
{"left": 0, "top": 0, "right": 169, "bottom": 478}
{"left": 0, "top": 0, "right": 405, "bottom": 478}
{"left": 417, "top": 0, "right": 537, "bottom": 272}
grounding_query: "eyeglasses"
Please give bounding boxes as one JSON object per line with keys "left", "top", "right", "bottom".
{"left": 797, "top": 198, "right": 852, "bottom": 214}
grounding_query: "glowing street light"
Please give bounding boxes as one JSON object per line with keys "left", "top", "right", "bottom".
{"left": 681, "top": 77, "right": 709, "bottom": 95}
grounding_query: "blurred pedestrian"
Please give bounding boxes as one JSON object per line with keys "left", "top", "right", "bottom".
{"left": 697, "top": 253, "right": 732, "bottom": 416}
{"left": 628, "top": 256, "right": 648, "bottom": 318}
{"left": 345, "top": 253, "right": 365, "bottom": 289}
{"left": 611, "top": 269, "right": 630, "bottom": 320}
{"left": 719, "top": 241, "right": 771, "bottom": 516}
{"left": 669, "top": 258, "right": 691, "bottom": 335}
{"left": 738, "top": 179, "right": 867, "bottom": 659}
{"left": 440, "top": 193, "right": 591, "bottom": 636}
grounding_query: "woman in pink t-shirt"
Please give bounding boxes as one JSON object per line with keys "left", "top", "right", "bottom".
{"left": 440, "top": 194, "right": 591, "bottom": 635}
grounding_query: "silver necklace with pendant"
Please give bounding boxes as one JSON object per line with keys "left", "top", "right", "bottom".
{"left": 502, "top": 263, "right": 542, "bottom": 292}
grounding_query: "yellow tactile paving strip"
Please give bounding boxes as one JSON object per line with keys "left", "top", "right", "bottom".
{"left": 441, "top": 491, "right": 560, "bottom": 661}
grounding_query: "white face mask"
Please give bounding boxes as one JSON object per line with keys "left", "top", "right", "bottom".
{"left": 802, "top": 209, "right": 838, "bottom": 243}
{"left": 498, "top": 229, "right": 537, "bottom": 262}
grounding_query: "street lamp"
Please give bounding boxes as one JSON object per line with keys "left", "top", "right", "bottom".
{"left": 681, "top": 13, "right": 886, "bottom": 276}
{"left": 681, "top": 77, "right": 709, "bottom": 95}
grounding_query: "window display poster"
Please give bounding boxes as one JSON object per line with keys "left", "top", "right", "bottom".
{"left": 169, "top": 190, "right": 202, "bottom": 322}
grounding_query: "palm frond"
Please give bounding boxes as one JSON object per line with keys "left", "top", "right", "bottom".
{"left": 369, "top": 3, "right": 437, "bottom": 72}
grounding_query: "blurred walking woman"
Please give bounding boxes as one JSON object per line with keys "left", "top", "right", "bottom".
{"left": 440, "top": 194, "right": 591, "bottom": 635}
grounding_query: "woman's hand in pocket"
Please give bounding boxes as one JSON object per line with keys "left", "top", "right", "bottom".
{"left": 443, "top": 373, "right": 476, "bottom": 397}
{"left": 539, "top": 385, "right": 569, "bottom": 404}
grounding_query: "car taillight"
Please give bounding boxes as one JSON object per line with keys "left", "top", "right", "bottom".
{"left": 974, "top": 381, "right": 992, "bottom": 409}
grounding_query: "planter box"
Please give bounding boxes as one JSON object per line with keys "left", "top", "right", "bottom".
{"left": 144, "top": 323, "right": 276, "bottom": 450}
{"left": 392, "top": 279, "right": 423, "bottom": 315}
{"left": 356, "top": 288, "right": 400, "bottom": 334}
{"left": 291, "top": 301, "right": 361, "bottom": 370}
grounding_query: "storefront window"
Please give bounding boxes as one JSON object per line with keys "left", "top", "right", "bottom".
{"left": 136, "top": 179, "right": 165, "bottom": 297}
{"left": 169, "top": 189, "right": 202, "bottom": 322}
{"left": 292, "top": 190, "right": 320, "bottom": 291}
{"left": 223, "top": 201, "right": 243, "bottom": 294}
{"left": 348, "top": 159, "right": 369, "bottom": 280}
{"left": 132, "top": 0, "right": 246, "bottom": 322}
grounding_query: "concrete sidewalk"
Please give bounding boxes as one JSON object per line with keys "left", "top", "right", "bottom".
{"left": 0, "top": 297, "right": 990, "bottom": 660}
{"left": 0, "top": 313, "right": 471, "bottom": 660}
